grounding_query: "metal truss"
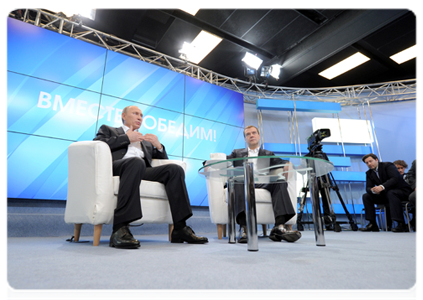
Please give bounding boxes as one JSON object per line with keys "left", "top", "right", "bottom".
{"left": 9, "top": 9, "right": 416, "bottom": 106}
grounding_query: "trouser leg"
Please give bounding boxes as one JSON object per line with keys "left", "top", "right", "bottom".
{"left": 142, "top": 163, "right": 193, "bottom": 224}
{"left": 112, "top": 157, "right": 145, "bottom": 227}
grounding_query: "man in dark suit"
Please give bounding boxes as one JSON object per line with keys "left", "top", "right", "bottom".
{"left": 360, "top": 153, "right": 412, "bottom": 232}
{"left": 227, "top": 125, "right": 301, "bottom": 243}
{"left": 94, "top": 105, "right": 208, "bottom": 248}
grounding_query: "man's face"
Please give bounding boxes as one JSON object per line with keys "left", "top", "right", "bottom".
{"left": 395, "top": 164, "right": 405, "bottom": 175}
{"left": 364, "top": 157, "right": 379, "bottom": 170}
{"left": 244, "top": 127, "right": 260, "bottom": 148}
{"left": 122, "top": 106, "right": 143, "bottom": 130}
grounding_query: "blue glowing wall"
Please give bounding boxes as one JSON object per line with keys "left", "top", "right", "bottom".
{"left": 7, "top": 17, "right": 245, "bottom": 206}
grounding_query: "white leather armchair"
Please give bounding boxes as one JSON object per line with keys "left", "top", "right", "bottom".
{"left": 64, "top": 141, "right": 186, "bottom": 246}
{"left": 205, "top": 153, "right": 298, "bottom": 239}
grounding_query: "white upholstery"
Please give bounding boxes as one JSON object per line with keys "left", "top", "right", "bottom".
{"left": 64, "top": 141, "right": 186, "bottom": 236}
{"left": 205, "top": 153, "right": 298, "bottom": 230}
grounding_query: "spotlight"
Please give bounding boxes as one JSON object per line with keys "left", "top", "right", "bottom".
{"left": 242, "top": 52, "right": 263, "bottom": 70}
{"left": 261, "top": 64, "right": 282, "bottom": 80}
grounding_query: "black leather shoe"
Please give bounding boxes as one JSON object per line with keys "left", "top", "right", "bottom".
{"left": 109, "top": 226, "right": 140, "bottom": 249}
{"left": 392, "top": 223, "right": 409, "bottom": 232}
{"left": 269, "top": 225, "right": 302, "bottom": 243}
{"left": 171, "top": 226, "right": 208, "bottom": 244}
{"left": 359, "top": 223, "right": 379, "bottom": 232}
{"left": 238, "top": 226, "right": 247, "bottom": 243}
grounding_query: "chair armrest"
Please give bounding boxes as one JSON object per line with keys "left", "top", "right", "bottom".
{"left": 65, "top": 141, "right": 115, "bottom": 225}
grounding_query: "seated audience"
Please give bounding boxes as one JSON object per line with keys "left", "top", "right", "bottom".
{"left": 393, "top": 160, "right": 408, "bottom": 181}
{"left": 406, "top": 160, "right": 416, "bottom": 231}
{"left": 360, "top": 154, "right": 412, "bottom": 233}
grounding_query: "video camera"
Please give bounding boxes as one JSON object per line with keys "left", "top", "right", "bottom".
{"left": 307, "top": 128, "right": 331, "bottom": 152}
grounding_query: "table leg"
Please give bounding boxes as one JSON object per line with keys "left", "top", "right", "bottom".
{"left": 227, "top": 179, "right": 236, "bottom": 244}
{"left": 244, "top": 162, "right": 258, "bottom": 251}
{"left": 309, "top": 172, "right": 326, "bottom": 246}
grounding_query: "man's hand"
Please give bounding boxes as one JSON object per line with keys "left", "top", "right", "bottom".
{"left": 371, "top": 185, "right": 384, "bottom": 194}
{"left": 126, "top": 126, "right": 144, "bottom": 143}
{"left": 142, "top": 133, "right": 162, "bottom": 150}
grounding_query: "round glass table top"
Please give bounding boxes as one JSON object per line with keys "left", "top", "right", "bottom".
{"left": 198, "top": 155, "right": 334, "bottom": 183}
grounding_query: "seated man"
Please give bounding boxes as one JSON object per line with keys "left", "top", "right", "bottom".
{"left": 226, "top": 125, "right": 301, "bottom": 243}
{"left": 406, "top": 160, "right": 416, "bottom": 231}
{"left": 360, "top": 154, "right": 412, "bottom": 233}
{"left": 393, "top": 159, "right": 408, "bottom": 180}
{"left": 94, "top": 105, "right": 208, "bottom": 249}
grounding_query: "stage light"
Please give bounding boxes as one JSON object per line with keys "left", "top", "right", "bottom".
{"left": 49, "top": 8, "right": 96, "bottom": 20}
{"left": 180, "top": 8, "right": 200, "bottom": 15}
{"left": 242, "top": 52, "right": 263, "bottom": 70}
{"left": 318, "top": 52, "right": 370, "bottom": 80}
{"left": 269, "top": 64, "right": 282, "bottom": 79}
{"left": 390, "top": 45, "right": 416, "bottom": 64}
{"left": 179, "top": 30, "right": 222, "bottom": 64}
{"left": 260, "top": 64, "right": 282, "bottom": 80}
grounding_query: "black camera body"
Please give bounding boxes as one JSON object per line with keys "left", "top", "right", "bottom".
{"left": 307, "top": 128, "right": 331, "bottom": 152}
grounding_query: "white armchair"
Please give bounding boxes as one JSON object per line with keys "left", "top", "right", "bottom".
{"left": 205, "top": 153, "right": 298, "bottom": 239}
{"left": 64, "top": 141, "right": 186, "bottom": 246}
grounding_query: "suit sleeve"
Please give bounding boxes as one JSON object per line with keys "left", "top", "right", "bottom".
{"left": 93, "top": 125, "right": 130, "bottom": 152}
{"left": 381, "top": 163, "right": 402, "bottom": 190}
{"left": 227, "top": 149, "right": 237, "bottom": 160}
{"left": 407, "top": 160, "right": 416, "bottom": 190}
{"left": 152, "top": 145, "right": 168, "bottom": 160}
{"left": 365, "top": 172, "right": 376, "bottom": 194}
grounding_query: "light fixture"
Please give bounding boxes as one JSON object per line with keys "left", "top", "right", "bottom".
{"left": 318, "top": 52, "right": 370, "bottom": 80}
{"left": 242, "top": 52, "right": 263, "bottom": 70}
{"left": 269, "top": 64, "right": 282, "bottom": 79}
{"left": 260, "top": 64, "right": 282, "bottom": 80}
{"left": 390, "top": 45, "right": 416, "bottom": 64}
{"left": 50, "top": 8, "right": 96, "bottom": 20}
{"left": 179, "top": 30, "right": 222, "bottom": 64}
{"left": 180, "top": 8, "right": 200, "bottom": 16}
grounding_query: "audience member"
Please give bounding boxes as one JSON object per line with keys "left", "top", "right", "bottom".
{"left": 360, "top": 154, "right": 412, "bottom": 232}
{"left": 393, "top": 160, "right": 408, "bottom": 180}
{"left": 406, "top": 160, "right": 416, "bottom": 231}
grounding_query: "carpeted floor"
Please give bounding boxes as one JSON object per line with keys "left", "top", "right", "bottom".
{"left": 6, "top": 229, "right": 418, "bottom": 299}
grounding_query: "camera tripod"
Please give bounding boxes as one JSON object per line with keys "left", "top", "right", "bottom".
{"left": 296, "top": 147, "right": 358, "bottom": 232}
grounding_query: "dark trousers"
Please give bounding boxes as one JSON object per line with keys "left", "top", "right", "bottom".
{"left": 408, "top": 190, "right": 420, "bottom": 211}
{"left": 362, "top": 188, "right": 411, "bottom": 224}
{"left": 233, "top": 181, "right": 296, "bottom": 225}
{"left": 112, "top": 157, "right": 192, "bottom": 226}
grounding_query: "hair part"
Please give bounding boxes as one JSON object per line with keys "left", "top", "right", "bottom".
{"left": 362, "top": 153, "right": 378, "bottom": 162}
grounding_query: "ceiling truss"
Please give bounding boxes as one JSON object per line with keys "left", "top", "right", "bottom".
{"left": 10, "top": 9, "right": 416, "bottom": 106}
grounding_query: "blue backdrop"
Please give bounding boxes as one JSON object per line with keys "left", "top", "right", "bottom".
{"left": 7, "top": 17, "right": 246, "bottom": 206}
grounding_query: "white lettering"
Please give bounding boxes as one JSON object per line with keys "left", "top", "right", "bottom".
{"left": 37, "top": 91, "right": 51, "bottom": 108}
{"left": 201, "top": 128, "right": 213, "bottom": 141}
{"left": 143, "top": 115, "right": 157, "bottom": 130}
{"left": 158, "top": 118, "right": 167, "bottom": 132}
{"left": 75, "top": 100, "right": 88, "bottom": 116}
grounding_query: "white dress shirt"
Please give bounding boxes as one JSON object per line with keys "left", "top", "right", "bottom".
{"left": 122, "top": 125, "right": 144, "bottom": 160}
{"left": 248, "top": 147, "right": 260, "bottom": 169}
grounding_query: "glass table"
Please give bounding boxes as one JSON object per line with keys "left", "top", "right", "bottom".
{"left": 199, "top": 155, "right": 334, "bottom": 251}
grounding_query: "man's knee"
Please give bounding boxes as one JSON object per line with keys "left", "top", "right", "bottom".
{"left": 125, "top": 157, "right": 146, "bottom": 172}
{"left": 167, "top": 163, "right": 185, "bottom": 177}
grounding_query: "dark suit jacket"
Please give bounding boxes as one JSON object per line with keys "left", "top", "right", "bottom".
{"left": 93, "top": 125, "right": 168, "bottom": 166}
{"left": 365, "top": 161, "right": 411, "bottom": 195}
{"left": 227, "top": 148, "right": 287, "bottom": 167}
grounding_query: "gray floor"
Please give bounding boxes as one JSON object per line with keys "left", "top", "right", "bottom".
{"left": 7, "top": 228, "right": 418, "bottom": 299}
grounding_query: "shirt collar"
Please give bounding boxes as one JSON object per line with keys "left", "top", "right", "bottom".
{"left": 248, "top": 147, "right": 260, "bottom": 154}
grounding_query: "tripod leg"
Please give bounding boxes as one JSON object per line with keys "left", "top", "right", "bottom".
{"left": 296, "top": 184, "right": 308, "bottom": 231}
{"left": 329, "top": 173, "right": 358, "bottom": 231}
